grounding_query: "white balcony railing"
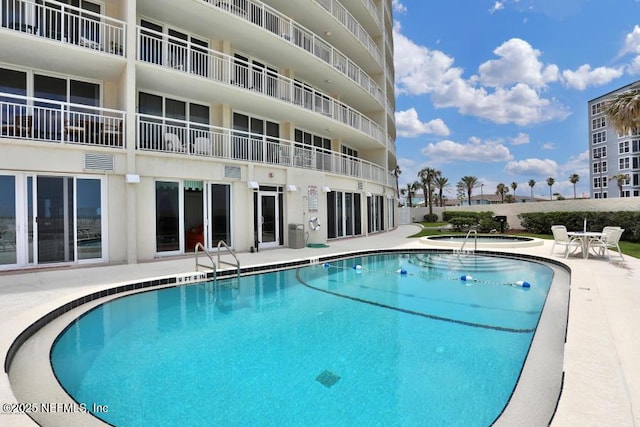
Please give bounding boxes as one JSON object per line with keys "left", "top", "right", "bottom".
{"left": 137, "top": 27, "right": 385, "bottom": 145}
{"left": 313, "top": 0, "right": 382, "bottom": 65}
{"left": 198, "top": 0, "right": 384, "bottom": 105}
{"left": 138, "top": 114, "right": 389, "bottom": 185}
{"left": 1, "top": 93, "right": 125, "bottom": 147}
{"left": 1, "top": 0, "right": 126, "bottom": 56}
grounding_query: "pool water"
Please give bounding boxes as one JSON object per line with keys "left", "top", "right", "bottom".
{"left": 51, "top": 253, "right": 554, "bottom": 426}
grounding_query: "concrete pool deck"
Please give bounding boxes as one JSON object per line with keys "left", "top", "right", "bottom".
{"left": 0, "top": 224, "right": 638, "bottom": 426}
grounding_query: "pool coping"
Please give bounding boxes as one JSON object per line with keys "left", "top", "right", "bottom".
{"left": 420, "top": 235, "right": 545, "bottom": 249}
{"left": 5, "top": 248, "right": 569, "bottom": 426}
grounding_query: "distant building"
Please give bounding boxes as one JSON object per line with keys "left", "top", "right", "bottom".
{"left": 450, "top": 194, "right": 543, "bottom": 206}
{"left": 588, "top": 80, "right": 640, "bottom": 199}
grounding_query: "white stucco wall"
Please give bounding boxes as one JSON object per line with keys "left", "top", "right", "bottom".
{"left": 402, "top": 197, "right": 640, "bottom": 228}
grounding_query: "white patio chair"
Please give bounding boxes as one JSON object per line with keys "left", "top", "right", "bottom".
{"left": 193, "top": 137, "right": 211, "bottom": 155}
{"left": 588, "top": 227, "right": 625, "bottom": 262}
{"left": 550, "top": 225, "right": 581, "bottom": 258}
{"left": 164, "top": 132, "right": 182, "bottom": 152}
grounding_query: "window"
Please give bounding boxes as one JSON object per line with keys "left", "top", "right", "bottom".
{"left": 591, "top": 116, "right": 606, "bottom": 130}
{"left": 0, "top": 68, "right": 27, "bottom": 131}
{"left": 156, "top": 181, "right": 180, "bottom": 253}
{"left": 619, "top": 157, "right": 630, "bottom": 170}
{"left": 593, "top": 146, "right": 606, "bottom": 159}
{"left": 633, "top": 139, "right": 640, "bottom": 153}
{"left": 619, "top": 141, "right": 630, "bottom": 154}
{"left": 233, "top": 54, "right": 278, "bottom": 95}
{"left": 138, "top": 92, "right": 209, "bottom": 151}
{"left": 232, "top": 112, "right": 279, "bottom": 161}
{"left": 367, "top": 195, "right": 384, "bottom": 233}
{"left": 591, "top": 101, "right": 605, "bottom": 116}
{"left": 592, "top": 131, "right": 606, "bottom": 145}
{"left": 327, "top": 191, "right": 361, "bottom": 239}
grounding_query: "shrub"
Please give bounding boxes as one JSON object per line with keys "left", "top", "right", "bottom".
{"left": 442, "top": 210, "right": 494, "bottom": 222}
{"left": 449, "top": 217, "right": 478, "bottom": 231}
{"left": 423, "top": 213, "right": 439, "bottom": 222}
{"left": 518, "top": 211, "right": 640, "bottom": 242}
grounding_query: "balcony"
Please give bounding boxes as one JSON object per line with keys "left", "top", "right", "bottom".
{"left": 314, "top": 0, "right": 382, "bottom": 65}
{"left": 138, "top": 114, "right": 389, "bottom": 185}
{"left": 1, "top": 0, "right": 126, "bottom": 56}
{"left": 1, "top": 94, "right": 125, "bottom": 148}
{"left": 197, "top": 0, "right": 384, "bottom": 106}
{"left": 137, "top": 27, "right": 384, "bottom": 146}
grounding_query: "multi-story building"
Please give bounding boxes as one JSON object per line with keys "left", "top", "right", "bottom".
{"left": 588, "top": 80, "right": 640, "bottom": 199}
{"left": 0, "top": 0, "right": 397, "bottom": 270}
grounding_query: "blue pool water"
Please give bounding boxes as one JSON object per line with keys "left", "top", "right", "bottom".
{"left": 51, "top": 253, "right": 554, "bottom": 426}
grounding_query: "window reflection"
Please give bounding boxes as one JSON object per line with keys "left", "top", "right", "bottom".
{"left": 0, "top": 175, "right": 17, "bottom": 265}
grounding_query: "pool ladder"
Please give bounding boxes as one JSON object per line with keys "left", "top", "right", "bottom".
{"left": 194, "top": 241, "right": 241, "bottom": 287}
{"left": 459, "top": 229, "right": 478, "bottom": 253}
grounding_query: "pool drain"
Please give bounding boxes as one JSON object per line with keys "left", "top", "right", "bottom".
{"left": 316, "top": 370, "right": 340, "bottom": 388}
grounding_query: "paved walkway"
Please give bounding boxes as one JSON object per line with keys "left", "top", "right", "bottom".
{"left": 1, "top": 225, "right": 638, "bottom": 426}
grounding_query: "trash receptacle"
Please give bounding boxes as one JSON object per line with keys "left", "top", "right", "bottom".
{"left": 288, "top": 224, "right": 305, "bottom": 249}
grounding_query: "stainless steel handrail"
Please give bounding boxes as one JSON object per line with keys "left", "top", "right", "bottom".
{"left": 195, "top": 242, "right": 217, "bottom": 285}
{"left": 460, "top": 229, "right": 477, "bottom": 252}
{"left": 217, "top": 240, "right": 241, "bottom": 282}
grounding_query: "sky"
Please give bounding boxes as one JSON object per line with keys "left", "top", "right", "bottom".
{"left": 391, "top": 0, "right": 640, "bottom": 200}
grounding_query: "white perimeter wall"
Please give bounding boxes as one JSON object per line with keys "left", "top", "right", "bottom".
{"left": 400, "top": 197, "right": 640, "bottom": 229}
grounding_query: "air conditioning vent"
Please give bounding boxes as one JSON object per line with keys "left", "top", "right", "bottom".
{"left": 224, "top": 165, "right": 242, "bottom": 179}
{"left": 84, "top": 153, "right": 114, "bottom": 171}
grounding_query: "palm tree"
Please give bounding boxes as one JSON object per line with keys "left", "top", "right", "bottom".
{"left": 459, "top": 176, "right": 478, "bottom": 206}
{"left": 546, "top": 177, "right": 555, "bottom": 200}
{"left": 604, "top": 83, "right": 640, "bottom": 135}
{"left": 528, "top": 179, "right": 536, "bottom": 200}
{"left": 569, "top": 173, "right": 580, "bottom": 199}
{"left": 391, "top": 165, "right": 402, "bottom": 204}
{"left": 496, "top": 183, "right": 508, "bottom": 203}
{"left": 418, "top": 168, "right": 440, "bottom": 216}
{"left": 434, "top": 176, "right": 449, "bottom": 207}
{"left": 609, "top": 174, "right": 630, "bottom": 197}
{"left": 510, "top": 182, "right": 518, "bottom": 201}
{"left": 405, "top": 182, "right": 417, "bottom": 207}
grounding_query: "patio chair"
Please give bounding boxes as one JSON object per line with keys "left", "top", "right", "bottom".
{"left": 164, "top": 132, "right": 182, "bottom": 152}
{"left": 550, "top": 225, "right": 580, "bottom": 258}
{"left": 588, "top": 227, "right": 625, "bottom": 262}
{"left": 193, "top": 137, "right": 211, "bottom": 155}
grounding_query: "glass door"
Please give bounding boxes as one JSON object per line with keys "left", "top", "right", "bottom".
{"left": 35, "top": 176, "right": 75, "bottom": 263}
{"left": 258, "top": 191, "right": 278, "bottom": 248}
{"left": 208, "top": 183, "right": 231, "bottom": 248}
{"left": 0, "top": 175, "right": 17, "bottom": 266}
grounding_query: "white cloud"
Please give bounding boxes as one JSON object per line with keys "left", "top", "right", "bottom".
{"left": 395, "top": 108, "right": 451, "bottom": 137}
{"left": 431, "top": 81, "right": 570, "bottom": 126}
{"left": 562, "top": 64, "right": 624, "bottom": 90}
{"left": 393, "top": 23, "right": 463, "bottom": 96}
{"left": 393, "top": 26, "right": 571, "bottom": 125}
{"left": 541, "top": 142, "right": 555, "bottom": 150}
{"left": 392, "top": 0, "right": 407, "bottom": 13}
{"left": 475, "top": 38, "right": 559, "bottom": 88}
{"left": 505, "top": 158, "right": 558, "bottom": 176}
{"left": 421, "top": 139, "right": 513, "bottom": 164}
{"left": 622, "top": 25, "right": 640, "bottom": 55}
{"left": 629, "top": 56, "right": 640, "bottom": 75}
{"left": 489, "top": 1, "right": 504, "bottom": 14}
{"left": 510, "top": 132, "right": 530, "bottom": 145}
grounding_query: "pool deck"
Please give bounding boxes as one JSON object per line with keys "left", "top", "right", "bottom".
{"left": 0, "top": 224, "right": 638, "bottom": 426}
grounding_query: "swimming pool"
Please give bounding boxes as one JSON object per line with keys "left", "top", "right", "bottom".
{"left": 421, "top": 234, "right": 544, "bottom": 249}
{"left": 36, "top": 252, "right": 563, "bottom": 426}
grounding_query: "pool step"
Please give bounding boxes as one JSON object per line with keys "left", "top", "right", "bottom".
{"left": 404, "top": 254, "right": 521, "bottom": 272}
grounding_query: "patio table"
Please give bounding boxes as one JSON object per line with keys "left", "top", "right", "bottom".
{"left": 567, "top": 231, "right": 603, "bottom": 259}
